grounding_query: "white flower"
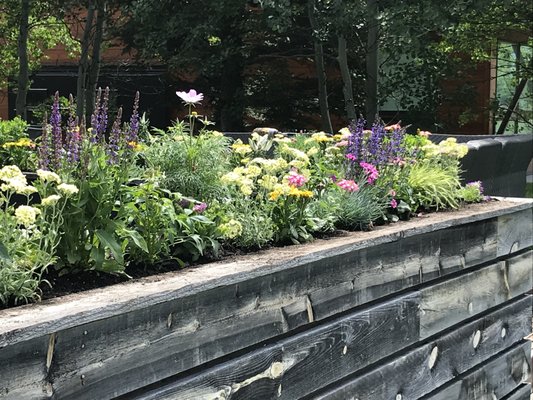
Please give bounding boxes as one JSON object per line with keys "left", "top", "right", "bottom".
{"left": 41, "top": 194, "right": 62, "bottom": 206}
{"left": 57, "top": 183, "right": 79, "bottom": 196}
{"left": 0, "top": 177, "right": 32, "bottom": 194}
{"left": 15, "top": 205, "right": 41, "bottom": 227}
{"left": 0, "top": 165, "right": 25, "bottom": 182}
{"left": 37, "top": 169, "right": 62, "bottom": 184}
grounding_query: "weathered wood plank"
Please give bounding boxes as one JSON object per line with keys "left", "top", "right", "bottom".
{"left": 423, "top": 341, "right": 531, "bottom": 400}
{"left": 43, "top": 220, "right": 504, "bottom": 399}
{"left": 119, "top": 293, "right": 421, "bottom": 400}
{"left": 313, "top": 295, "right": 532, "bottom": 400}
{"left": 0, "top": 201, "right": 530, "bottom": 400}
{"left": 497, "top": 208, "right": 533, "bottom": 256}
{"left": 0, "top": 335, "right": 50, "bottom": 400}
{"left": 502, "top": 384, "right": 532, "bottom": 400}
{"left": 420, "top": 259, "right": 532, "bottom": 339}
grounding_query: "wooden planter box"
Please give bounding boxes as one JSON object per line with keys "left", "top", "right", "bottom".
{"left": 1, "top": 199, "right": 532, "bottom": 400}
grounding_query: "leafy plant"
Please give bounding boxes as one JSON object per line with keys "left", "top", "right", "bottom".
{"left": 335, "top": 183, "right": 387, "bottom": 231}
{"left": 408, "top": 160, "right": 462, "bottom": 210}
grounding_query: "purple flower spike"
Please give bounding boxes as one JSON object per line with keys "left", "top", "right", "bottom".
{"left": 50, "top": 91, "right": 63, "bottom": 171}
{"left": 39, "top": 112, "right": 50, "bottom": 170}
{"left": 91, "top": 88, "right": 102, "bottom": 143}
{"left": 127, "top": 91, "right": 140, "bottom": 145}
{"left": 176, "top": 89, "right": 204, "bottom": 105}
{"left": 108, "top": 107, "right": 122, "bottom": 165}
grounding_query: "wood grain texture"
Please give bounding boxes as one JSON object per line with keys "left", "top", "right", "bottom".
{"left": 122, "top": 293, "right": 421, "bottom": 400}
{"left": 423, "top": 341, "right": 531, "bottom": 400}
{"left": 0, "top": 335, "right": 50, "bottom": 400}
{"left": 420, "top": 258, "right": 532, "bottom": 339}
{"left": 497, "top": 208, "right": 533, "bottom": 257}
{"left": 0, "top": 201, "right": 530, "bottom": 400}
{"left": 313, "top": 295, "right": 532, "bottom": 400}
{"left": 19, "top": 218, "right": 509, "bottom": 398}
{"left": 502, "top": 384, "right": 532, "bottom": 400}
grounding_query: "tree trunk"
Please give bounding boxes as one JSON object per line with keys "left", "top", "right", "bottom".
{"left": 76, "top": 1, "right": 95, "bottom": 120}
{"left": 365, "top": 0, "right": 379, "bottom": 125}
{"left": 337, "top": 34, "right": 357, "bottom": 121}
{"left": 217, "top": 55, "right": 245, "bottom": 131}
{"left": 15, "top": 0, "right": 31, "bottom": 119}
{"left": 85, "top": 0, "right": 106, "bottom": 119}
{"left": 308, "top": 0, "right": 333, "bottom": 133}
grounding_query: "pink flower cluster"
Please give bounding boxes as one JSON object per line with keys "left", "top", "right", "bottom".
{"left": 193, "top": 202, "right": 208, "bottom": 213}
{"left": 390, "top": 199, "right": 398, "bottom": 208}
{"left": 287, "top": 171, "right": 307, "bottom": 187}
{"left": 337, "top": 179, "right": 359, "bottom": 192}
{"left": 360, "top": 162, "right": 379, "bottom": 184}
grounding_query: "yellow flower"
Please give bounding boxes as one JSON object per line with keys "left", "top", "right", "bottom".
{"left": 57, "top": 183, "right": 79, "bottom": 196}
{"left": 0, "top": 165, "right": 25, "bottom": 182}
{"left": 41, "top": 194, "right": 62, "bottom": 206}
{"left": 269, "top": 189, "right": 282, "bottom": 201}
{"left": 258, "top": 175, "right": 278, "bottom": 190}
{"left": 311, "top": 132, "right": 333, "bottom": 143}
{"left": 37, "top": 169, "right": 61, "bottom": 184}
{"left": 219, "top": 219, "right": 243, "bottom": 239}
{"left": 240, "top": 184, "right": 253, "bottom": 196}
{"left": 245, "top": 165, "right": 262, "bottom": 177}
{"left": 231, "top": 140, "right": 252, "bottom": 155}
{"left": 15, "top": 205, "right": 41, "bottom": 227}
{"left": 306, "top": 147, "right": 319, "bottom": 157}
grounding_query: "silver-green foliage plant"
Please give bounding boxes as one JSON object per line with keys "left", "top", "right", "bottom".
{"left": 458, "top": 181, "right": 484, "bottom": 203}
{"left": 335, "top": 183, "right": 387, "bottom": 231}
{"left": 0, "top": 166, "right": 76, "bottom": 305}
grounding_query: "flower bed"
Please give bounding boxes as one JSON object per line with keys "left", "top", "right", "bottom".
{"left": 0, "top": 198, "right": 531, "bottom": 399}
{"left": 1, "top": 88, "right": 491, "bottom": 307}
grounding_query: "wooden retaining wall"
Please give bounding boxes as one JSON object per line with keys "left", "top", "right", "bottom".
{"left": 0, "top": 199, "right": 532, "bottom": 399}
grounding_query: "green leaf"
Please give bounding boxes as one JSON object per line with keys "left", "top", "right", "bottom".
{"left": 122, "top": 229, "right": 149, "bottom": 253}
{"left": 0, "top": 242, "right": 11, "bottom": 264}
{"left": 95, "top": 229, "right": 124, "bottom": 264}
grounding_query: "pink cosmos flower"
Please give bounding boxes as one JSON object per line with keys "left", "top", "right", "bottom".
{"left": 176, "top": 89, "right": 204, "bottom": 105}
{"left": 390, "top": 199, "right": 398, "bottom": 208}
{"left": 193, "top": 202, "right": 208, "bottom": 213}
{"left": 287, "top": 171, "right": 307, "bottom": 187}
{"left": 388, "top": 189, "right": 396, "bottom": 196}
{"left": 385, "top": 123, "right": 401, "bottom": 131}
{"left": 360, "top": 162, "right": 379, "bottom": 184}
{"left": 345, "top": 153, "right": 357, "bottom": 161}
{"left": 337, "top": 179, "right": 359, "bottom": 192}
{"left": 335, "top": 140, "right": 348, "bottom": 147}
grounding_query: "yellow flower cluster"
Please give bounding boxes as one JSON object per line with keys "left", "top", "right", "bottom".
{"left": 2, "top": 138, "right": 35, "bottom": 149}
{"left": 0, "top": 165, "right": 37, "bottom": 195}
{"left": 231, "top": 140, "right": 252, "bottom": 156}
{"left": 422, "top": 137, "right": 468, "bottom": 159}
{"left": 37, "top": 169, "right": 61, "bottom": 184}
{"left": 250, "top": 157, "right": 288, "bottom": 174}
{"left": 14, "top": 205, "right": 41, "bottom": 227}
{"left": 305, "top": 132, "right": 333, "bottom": 144}
{"left": 268, "top": 183, "right": 313, "bottom": 201}
{"left": 219, "top": 219, "right": 243, "bottom": 239}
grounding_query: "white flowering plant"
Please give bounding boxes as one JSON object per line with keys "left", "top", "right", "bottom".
{"left": 0, "top": 166, "right": 76, "bottom": 305}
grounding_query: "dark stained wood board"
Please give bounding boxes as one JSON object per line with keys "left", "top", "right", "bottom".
{"left": 0, "top": 200, "right": 530, "bottom": 400}
{"left": 118, "top": 293, "right": 421, "bottom": 400}
{"left": 422, "top": 341, "right": 531, "bottom": 400}
{"left": 312, "top": 295, "right": 532, "bottom": 400}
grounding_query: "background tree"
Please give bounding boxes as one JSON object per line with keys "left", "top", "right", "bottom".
{"left": 0, "top": 0, "right": 77, "bottom": 119}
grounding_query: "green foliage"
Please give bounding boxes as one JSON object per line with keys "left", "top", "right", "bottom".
{"left": 335, "top": 184, "right": 386, "bottom": 231}
{"left": 458, "top": 181, "right": 485, "bottom": 203}
{"left": 0, "top": 117, "right": 37, "bottom": 170}
{"left": 0, "top": 165, "right": 75, "bottom": 305}
{"left": 0, "top": 0, "right": 79, "bottom": 87}
{"left": 143, "top": 127, "right": 231, "bottom": 200}
{"left": 408, "top": 160, "right": 461, "bottom": 210}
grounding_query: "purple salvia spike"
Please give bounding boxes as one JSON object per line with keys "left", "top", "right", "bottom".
{"left": 99, "top": 87, "right": 110, "bottom": 142}
{"left": 50, "top": 91, "right": 63, "bottom": 171}
{"left": 91, "top": 88, "right": 102, "bottom": 143}
{"left": 38, "top": 112, "right": 50, "bottom": 170}
{"left": 108, "top": 107, "right": 122, "bottom": 165}
{"left": 127, "top": 91, "right": 140, "bottom": 145}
